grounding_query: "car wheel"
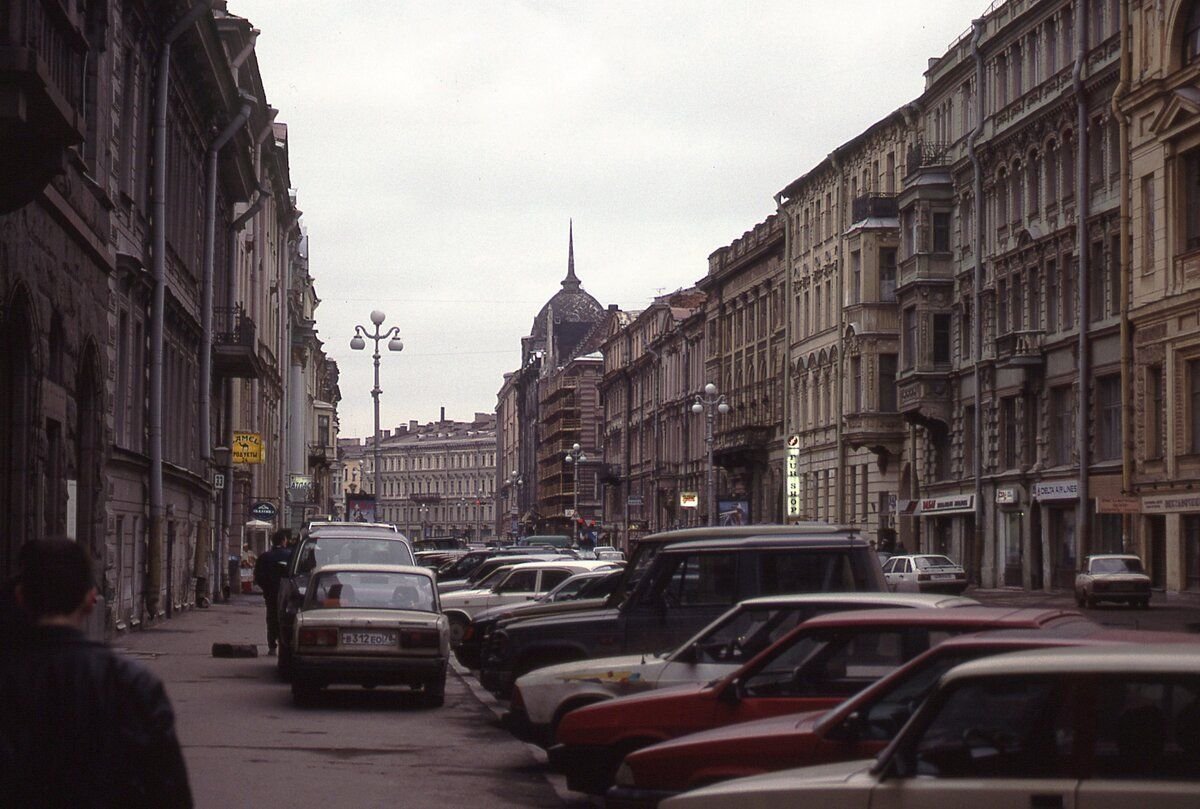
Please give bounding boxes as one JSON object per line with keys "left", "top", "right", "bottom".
{"left": 448, "top": 615, "right": 470, "bottom": 646}
{"left": 291, "top": 681, "right": 320, "bottom": 707}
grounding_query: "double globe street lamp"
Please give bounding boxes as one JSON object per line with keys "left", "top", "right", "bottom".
{"left": 564, "top": 443, "right": 587, "bottom": 542}
{"left": 692, "top": 383, "right": 730, "bottom": 527}
{"left": 350, "top": 310, "right": 403, "bottom": 511}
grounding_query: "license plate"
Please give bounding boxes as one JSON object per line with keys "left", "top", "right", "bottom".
{"left": 933, "top": 573, "right": 957, "bottom": 580}
{"left": 341, "top": 630, "right": 397, "bottom": 647}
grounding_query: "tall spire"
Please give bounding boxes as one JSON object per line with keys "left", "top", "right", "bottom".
{"left": 562, "top": 218, "right": 580, "bottom": 291}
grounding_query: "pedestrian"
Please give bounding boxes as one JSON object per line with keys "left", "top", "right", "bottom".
{"left": 253, "top": 528, "right": 293, "bottom": 655}
{"left": 0, "top": 538, "right": 192, "bottom": 808}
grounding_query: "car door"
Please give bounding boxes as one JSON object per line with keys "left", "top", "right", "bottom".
{"left": 892, "top": 558, "right": 917, "bottom": 592}
{"left": 490, "top": 568, "right": 540, "bottom": 611}
{"left": 536, "top": 568, "right": 574, "bottom": 598}
{"left": 881, "top": 557, "right": 899, "bottom": 591}
{"left": 870, "top": 674, "right": 1080, "bottom": 809}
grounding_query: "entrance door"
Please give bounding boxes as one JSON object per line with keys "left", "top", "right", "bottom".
{"left": 1148, "top": 515, "right": 1166, "bottom": 590}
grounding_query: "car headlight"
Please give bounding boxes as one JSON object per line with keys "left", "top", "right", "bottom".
{"left": 614, "top": 762, "right": 635, "bottom": 787}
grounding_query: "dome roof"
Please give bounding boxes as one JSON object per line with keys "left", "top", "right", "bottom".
{"left": 530, "top": 221, "right": 603, "bottom": 339}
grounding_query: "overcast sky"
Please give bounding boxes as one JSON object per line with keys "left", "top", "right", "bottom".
{"left": 229, "top": 0, "right": 986, "bottom": 440}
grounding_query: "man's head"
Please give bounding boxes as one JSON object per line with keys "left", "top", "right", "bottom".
{"left": 270, "top": 529, "right": 287, "bottom": 548}
{"left": 15, "top": 538, "right": 96, "bottom": 625}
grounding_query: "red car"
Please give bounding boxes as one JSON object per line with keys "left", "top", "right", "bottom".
{"left": 547, "top": 606, "right": 1086, "bottom": 795}
{"left": 606, "top": 624, "right": 1198, "bottom": 808}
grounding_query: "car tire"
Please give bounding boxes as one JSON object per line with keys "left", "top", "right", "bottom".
{"left": 448, "top": 615, "right": 470, "bottom": 647}
{"left": 291, "top": 681, "right": 320, "bottom": 707}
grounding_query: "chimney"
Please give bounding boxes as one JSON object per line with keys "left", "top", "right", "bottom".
{"left": 440, "top": 406, "right": 446, "bottom": 423}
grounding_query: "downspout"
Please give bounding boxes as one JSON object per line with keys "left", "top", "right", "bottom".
{"left": 832, "top": 151, "right": 846, "bottom": 525}
{"left": 198, "top": 92, "right": 254, "bottom": 605}
{"left": 776, "top": 191, "right": 793, "bottom": 523}
{"left": 148, "top": 0, "right": 213, "bottom": 619}
{"left": 1074, "top": 0, "right": 1091, "bottom": 561}
{"left": 967, "top": 17, "right": 986, "bottom": 585}
{"left": 624, "top": 332, "right": 633, "bottom": 544}
{"left": 1113, "top": 0, "right": 1133, "bottom": 551}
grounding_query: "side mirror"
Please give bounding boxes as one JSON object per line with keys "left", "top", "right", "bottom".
{"left": 717, "top": 678, "right": 743, "bottom": 705}
{"left": 832, "top": 711, "right": 867, "bottom": 743}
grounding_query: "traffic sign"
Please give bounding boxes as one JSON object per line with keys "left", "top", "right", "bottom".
{"left": 250, "top": 501, "right": 277, "bottom": 521}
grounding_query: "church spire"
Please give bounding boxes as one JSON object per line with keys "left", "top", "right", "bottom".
{"left": 561, "top": 219, "right": 580, "bottom": 291}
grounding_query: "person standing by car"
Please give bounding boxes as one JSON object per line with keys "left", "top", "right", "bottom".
{"left": 254, "top": 529, "right": 293, "bottom": 655}
{"left": 0, "top": 538, "right": 192, "bottom": 808}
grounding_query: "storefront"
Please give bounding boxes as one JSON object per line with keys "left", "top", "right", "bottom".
{"left": 1033, "top": 480, "right": 1077, "bottom": 589}
{"left": 1140, "top": 493, "right": 1200, "bottom": 593}
{"left": 900, "top": 494, "right": 975, "bottom": 566}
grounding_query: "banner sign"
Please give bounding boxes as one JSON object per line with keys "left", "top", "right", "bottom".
{"left": 1096, "top": 496, "right": 1142, "bottom": 514}
{"left": 232, "top": 432, "right": 265, "bottom": 464}
{"left": 786, "top": 438, "right": 801, "bottom": 518}
{"left": 1032, "top": 480, "right": 1078, "bottom": 501}
{"left": 914, "top": 494, "right": 975, "bottom": 515}
{"left": 1141, "top": 493, "right": 1200, "bottom": 514}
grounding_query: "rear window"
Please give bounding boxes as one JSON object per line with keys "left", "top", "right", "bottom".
{"left": 296, "top": 536, "right": 414, "bottom": 574}
{"left": 915, "top": 556, "right": 957, "bottom": 570}
{"left": 758, "top": 550, "right": 869, "bottom": 594}
{"left": 306, "top": 571, "right": 435, "bottom": 612}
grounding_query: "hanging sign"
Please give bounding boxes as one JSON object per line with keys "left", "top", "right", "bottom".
{"left": 232, "top": 432, "right": 265, "bottom": 464}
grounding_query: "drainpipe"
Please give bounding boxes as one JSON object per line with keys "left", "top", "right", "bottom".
{"left": 832, "top": 151, "right": 846, "bottom": 525}
{"left": 776, "top": 191, "right": 792, "bottom": 523}
{"left": 148, "top": 0, "right": 213, "bottom": 619}
{"left": 967, "top": 17, "right": 986, "bottom": 585}
{"left": 1074, "top": 0, "right": 1091, "bottom": 561}
{"left": 1113, "top": 0, "right": 1133, "bottom": 551}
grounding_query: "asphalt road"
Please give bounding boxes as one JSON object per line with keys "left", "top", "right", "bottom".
{"left": 115, "top": 595, "right": 591, "bottom": 809}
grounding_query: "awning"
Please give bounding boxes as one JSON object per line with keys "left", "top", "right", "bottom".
{"left": 245, "top": 519, "right": 273, "bottom": 530}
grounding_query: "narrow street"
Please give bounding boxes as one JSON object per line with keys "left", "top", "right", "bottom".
{"left": 115, "top": 596, "right": 589, "bottom": 809}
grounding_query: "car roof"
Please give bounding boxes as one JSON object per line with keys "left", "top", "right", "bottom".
{"left": 737, "top": 592, "right": 978, "bottom": 609}
{"left": 796, "top": 606, "right": 1084, "bottom": 630}
{"left": 891, "top": 554, "right": 955, "bottom": 560}
{"left": 308, "top": 563, "right": 433, "bottom": 579}
{"left": 944, "top": 643, "right": 1200, "bottom": 680}
{"left": 652, "top": 535, "right": 872, "bottom": 553}
{"left": 304, "top": 526, "right": 410, "bottom": 540}
{"left": 500, "top": 560, "right": 617, "bottom": 572}
{"left": 1084, "top": 553, "right": 1141, "bottom": 560}
{"left": 638, "top": 524, "right": 866, "bottom": 547}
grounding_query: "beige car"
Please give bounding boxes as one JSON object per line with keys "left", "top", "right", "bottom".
{"left": 662, "top": 644, "right": 1200, "bottom": 809}
{"left": 290, "top": 564, "right": 449, "bottom": 707}
{"left": 1074, "top": 553, "right": 1152, "bottom": 609}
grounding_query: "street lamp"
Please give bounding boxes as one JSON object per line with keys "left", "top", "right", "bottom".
{"left": 691, "top": 382, "right": 730, "bottom": 527}
{"left": 350, "top": 310, "right": 403, "bottom": 512}
{"left": 418, "top": 504, "right": 430, "bottom": 540}
{"left": 507, "top": 470, "right": 523, "bottom": 541}
{"left": 564, "top": 443, "right": 587, "bottom": 542}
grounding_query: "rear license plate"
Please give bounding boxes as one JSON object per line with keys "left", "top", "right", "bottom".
{"left": 933, "top": 573, "right": 957, "bottom": 580}
{"left": 341, "top": 631, "right": 398, "bottom": 647}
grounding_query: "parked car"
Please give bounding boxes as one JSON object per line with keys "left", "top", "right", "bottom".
{"left": 594, "top": 546, "right": 626, "bottom": 562}
{"left": 506, "top": 592, "right": 978, "bottom": 747}
{"left": 276, "top": 523, "right": 414, "bottom": 679}
{"left": 479, "top": 525, "right": 889, "bottom": 699}
{"left": 440, "top": 560, "right": 616, "bottom": 644}
{"left": 609, "top": 623, "right": 1199, "bottom": 807}
{"left": 437, "top": 551, "right": 565, "bottom": 594}
{"left": 1074, "top": 553, "right": 1152, "bottom": 608}
{"left": 548, "top": 606, "right": 1086, "bottom": 795}
{"left": 881, "top": 554, "right": 968, "bottom": 594}
{"left": 454, "top": 569, "right": 624, "bottom": 670}
{"left": 659, "top": 643, "right": 1200, "bottom": 809}
{"left": 288, "top": 564, "right": 448, "bottom": 707}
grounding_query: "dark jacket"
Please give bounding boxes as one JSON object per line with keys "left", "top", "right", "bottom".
{"left": 254, "top": 546, "right": 292, "bottom": 596}
{"left": 0, "top": 625, "right": 192, "bottom": 808}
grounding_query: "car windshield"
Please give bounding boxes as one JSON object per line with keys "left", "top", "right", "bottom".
{"left": 1091, "top": 557, "right": 1144, "bottom": 574}
{"left": 914, "top": 556, "right": 957, "bottom": 570}
{"left": 297, "top": 536, "right": 413, "bottom": 574}
{"left": 306, "top": 571, "right": 435, "bottom": 612}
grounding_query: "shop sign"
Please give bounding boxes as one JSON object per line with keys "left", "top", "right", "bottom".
{"left": 1033, "top": 480, "right": 1078, "bottom": 501}
{"left": 1141, "top": 493, "right": 1200, "bottom": 514}
{"left": 679, "top": 492, "right": 699, "bottom": 509}
{"left": 250, "top": 501, "right": 277, "bottom": 521}
{"left": 915, "top": 494, "right": 976, "bottom": 515}
{"left": 1096, "top": 496, "right": 1142, "bottom": 514}
{"left": 232, "top": 431, "right": 265, "bottom": 464}
{"left": 996, "top": 488, "right": 1017, "bottom": 505}
{"left": 786, "top": 439, "right": 801, "bottom": 518}
{"left": 626, "top": 495, "right": 644, "bottom": 506}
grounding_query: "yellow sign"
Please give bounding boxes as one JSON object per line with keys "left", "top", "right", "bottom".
{"left": 232, "top": 432, "right": 265, "bottom": 464}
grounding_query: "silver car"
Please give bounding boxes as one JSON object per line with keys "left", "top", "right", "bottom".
{"left": 1074, "top": 553, "right": 1152, "bottom": 608}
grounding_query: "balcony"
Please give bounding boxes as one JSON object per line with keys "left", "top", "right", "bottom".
{"left": 905, "top": 141, "right": 951, "bottom": 178}
{"left": 843, "top": 411, "right": 906, "bottom": 456}
{"left": 851, "top": 194, "right": 898, "bottom": 222}
{"left": 996, "top": 329, "right": 1045, "bottom": 369}
{"left": 897, "top": 373, "right": 952, "bottom": 428}
{"left": 307, "top": 443, "right": 336, "bottom": 466}
{"left": 213, "top": 305, "right": 264, "bottom": 379}
{"left": 0, "top": 1, "right": 87, "bottom": 212}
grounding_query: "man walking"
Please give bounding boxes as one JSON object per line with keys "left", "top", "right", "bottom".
{"left": 0, "top": 538, "right": 192, "bottom": 808}
{"left": 253, "top": 529, "right": 292, "bottom": 655}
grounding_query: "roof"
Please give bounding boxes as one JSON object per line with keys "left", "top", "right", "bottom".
{"left": 945, "top": 643, "right": 1200, "bottom": 680}
{"left": 308, "top": 564, "right": 433, "bottom": 579}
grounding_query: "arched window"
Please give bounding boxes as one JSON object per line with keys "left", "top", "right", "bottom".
{"left": 1186, "top": 1, "right": 1200, "bottom": 63}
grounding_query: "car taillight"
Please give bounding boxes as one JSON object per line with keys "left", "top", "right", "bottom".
{"left": 917, "top": 573, "right": 932, "bottom": 581}
{"left": 298, "top": 627, "right": 338, "bottom": 647}
{"left": 400, "top": 629, "right": 440, "bottom": 649}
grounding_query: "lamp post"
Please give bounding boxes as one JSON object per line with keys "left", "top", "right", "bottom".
{"left": 350, "top": 310, "right": 403, "bottom": 515}
{"left": 507, "top": 470, "right": 523, "bottom": 542}
{"left": 564, "top": 442, "right": 587, "bottom": 542}
{"left": 418, "top": 504, "right": 430, "bottom": 540}
{"left": 691, "top": 382, "right": 730, "bottom": 527}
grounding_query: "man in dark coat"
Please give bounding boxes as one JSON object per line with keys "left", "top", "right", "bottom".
{"left": 253, "top": 529, "right": 292, "bottom": 654}
{"left": 0, "top": 538, "right": 192, "bottom": 808}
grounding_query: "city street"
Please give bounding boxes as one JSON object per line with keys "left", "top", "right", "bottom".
{"left": 115, "top": 595, "right": 590, "bottom": 809}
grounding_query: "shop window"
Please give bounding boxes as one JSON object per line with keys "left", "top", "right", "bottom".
{"left": 1095, "top": 514, "right": 1123, "bottom": 554}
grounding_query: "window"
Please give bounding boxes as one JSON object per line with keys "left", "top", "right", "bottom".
{"left": 1025, "top": 393, "right": 1039, "bottom": 466}
{"left": 1028, "top": 154, "right": 1040, "bottom": 213}
{"left": 903, "top": 308, "right": 918, "bottom": 370}
{"left": 1046, "top": 18, "right": 1058, "bottom": 75}
{"left": 1046, "top": 144, "right": 1059, "bottom": 203}
{"left": 497, "top": 569, "right": 539, "bottom": 593}
{"left": 997, "top": 173, "right": 1009, "bottom": 226}
{"left": 851, "top": 356, "right": 862, "bottom": 412}
{"left": 1090, "top": 240, "right": 1106, "bottom": 322}
{"left": 1046, "top": 259, "right": 1059, "bottom": 332}
{"left": 647, "top": 552, "right": 737, "bottom": 607}
{"left": 1050, "top": 386, "right": 1074, "bottom": 466}
{"left": 743, "top": 628, "right": 920, "bottom": 700}
{"left": 933, "top": 212, "right": 951, "bottom": 253}
{"left": 1063, "top": 257, "right": 1077, "bottom": 330}
{"left": 1028, "top": 269, "right": 1041, "bottom": 330}
{"left": 1108, "top": 234, "right": 1120, "bottom": 317}
{"left": 1064, "top": 135, "right": 1077, "bottom": 200}
{"left": 880, "top": 248, "right": 898, "bottom": 302}
{"left": 1188, "top": 1, "right": 1200, "bottom": 64}
{"left": 850, "top": 250, "right": 861, "bottom": 303}
{"left": 933, "top": 314, "right": 952, "bottom": 365}
{"left": 933, "top": 427, "right": 952, "bottom": 480}
{"left": 1002, "top": 397, "right": 1018, "bottom": 469}
{"left": 1097, "top": 375, "right": 1120, "bottom": 461}
{"left": 1191, "top": 359, "right": 1200, "bottom": 454}
{"left": 879, "top": 354, "right": 898, "bottom": 412}
{"left": 1090, "top": 675, "right": 1200, "bottom": 780}
{"left": 1142, "top": 174, "right": 1156, "bottom": 273}
{"left": 317, "top": 415, "right": 330, "bottom": 448}
{"left": 996, "top": 54, "right": 1009, "bottom": 109}
{"left": 998, "top": 278, "right": 1009, "bottom": 333}
{"left": 1011, "top": 274, "right": 1023, "bottom": 331}
{"left": 538, "top": 569, "right": 572, "bottom": 592}
{"left": 963, "top": 405, "right": 976, "bottom": 473}
{"left": 1147, "top": 365, "right": 1164, "bottom": 459}
{"left": 960, "top": 300, "right": 972, "bottom": 358}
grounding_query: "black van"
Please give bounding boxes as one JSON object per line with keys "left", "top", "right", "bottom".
{"left": 478, "top": 524, "right": 885, "bottom": 698}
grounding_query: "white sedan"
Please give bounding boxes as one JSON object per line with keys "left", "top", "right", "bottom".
{"left": 1074, "top": 553, "right": 1152, "bottom": 608}
{"left": 882, "top": 554, "right": 968, "bottom": 594}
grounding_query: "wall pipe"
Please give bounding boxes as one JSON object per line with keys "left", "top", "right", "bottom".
{"left": 148, "top": 0, "right": 213, "bottom": 619}
{"left": 1074, "top": 0, "right": 1091, "bottom": 561}
{"left": 775, "top": 191, "right": 792, "bottom": 523}
{"left": 967, "top": 17, "right": 986, "bottom": 585}
{"left": 1113, "top": 0, "right": 1133, "bottom": 550}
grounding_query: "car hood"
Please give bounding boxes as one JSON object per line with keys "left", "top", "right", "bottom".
{"left": 639, "top": 708, "right": 827, "bottom": 753}
{"left": 473, "top": 597, "right": 607, "bottom": 626}
{"left": 519, "top": 654, "right": 662, "bottom": 685}
{"left": 498, "top": 605, "right": 620, "bottom": 632}
{"left": 663, "top": 759, "right": 875, "bottom": 802}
